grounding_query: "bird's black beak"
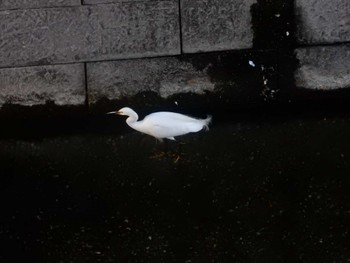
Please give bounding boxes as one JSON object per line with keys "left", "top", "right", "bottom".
{"left": 106, "top": 111, "right": 116, "bottom": 115}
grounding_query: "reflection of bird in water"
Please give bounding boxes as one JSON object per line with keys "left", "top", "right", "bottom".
{"left": 107, "top": 107, "right": 212, "bottom": 141}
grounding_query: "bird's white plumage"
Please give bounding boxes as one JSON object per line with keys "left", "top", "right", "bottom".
{"left": 109, "top": 107, "right": 211, "bottom": 140}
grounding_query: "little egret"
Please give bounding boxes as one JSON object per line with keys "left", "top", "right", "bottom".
{"left": 107, "top": 107, "right": 212, "bottom": 141}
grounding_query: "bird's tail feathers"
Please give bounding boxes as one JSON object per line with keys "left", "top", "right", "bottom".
{"left": 203, "top": 115, "right": 212, "bottom": 131}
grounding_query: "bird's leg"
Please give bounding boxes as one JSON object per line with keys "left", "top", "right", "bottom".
{"left": 149, "top": 138, "right": 167, "bottom": 159}
{"left": 173, "top": 154, "right": 181, "bottom": 163}
{"left": 169, "top": 141, "right": 186, "bottom": 163}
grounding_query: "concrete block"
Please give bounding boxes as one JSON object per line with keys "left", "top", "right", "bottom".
{"left": 83, "top": 0, "right": 161, "bottom": 4}
{"left": 295, "top": 45, "right": 350, "bottom": 90}
{"left": 295, "top": 0, "right": 350, "bottom": 44}
{"left": 0, "top": 0, "right": 80, "bottom": 10}
{"left": 0, "top": 7, "right": 86, "bottom": 68}
{"left": 0, "top": 2, "right": 180, "bottom": 68}
{"left": 0, "top": 64, "right": 85, "bottom": 107}
{"left": 87, "top": 57, "right": 216, "bottom": 103}
{"left": 181, "top": 0, "right": 256, "bottom": 53}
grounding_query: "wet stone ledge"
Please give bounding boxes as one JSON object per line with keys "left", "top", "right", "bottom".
{"left": 0, "top": 64, "right": 85, "bottom": 107}
{"left": 86, "top": 51, "right": 272, "bottom": 113}
{"left": 86, "top": 46, "right": 350, "bottom": 114}
{"left": 0, "top": 0, "right": 81, "bottom": 10}
{"left": 295, "top": 0, "right": 350, "bottom": 45}
{"left": 181, "top": 0, "right": 256, "bottom": 53}
{"left": 0, "top": 1, "right": 180, "bottom": 68}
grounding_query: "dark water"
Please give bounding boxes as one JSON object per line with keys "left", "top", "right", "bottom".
{"left": 1, "top": 108, "right": 350, "bottom": 262}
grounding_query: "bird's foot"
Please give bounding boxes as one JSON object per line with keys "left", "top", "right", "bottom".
{"left": 168, "top": 151, "right": 185, "bottom": 163}
{"left": 173, "top": 154, "right": 181, "bottom": 163}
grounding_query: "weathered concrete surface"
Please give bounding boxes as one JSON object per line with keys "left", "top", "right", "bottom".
{"left": 87, "top": 57, "right": 216, "bottom": 103}
{"left": 295, "top": 0, "right": 350, "bottom": 44}
{"left": 83, "top": 0, "right": 162, "bottom": 4}
{"left": 0, "top": 0, "right": 80, "bottom": 10}
{"left": 181, "top": 0, "right": 256, "bottom": 53}
{"left": 295, "top": 45, "right": 350, "bottom": 90}
{"left": 0, "top": 2, "right": 180, "bottom": 68}
{"left": 0, "top": 64, "right": 85, "bottom": 107}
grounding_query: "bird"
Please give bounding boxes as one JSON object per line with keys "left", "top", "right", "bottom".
{"left": 107, "top": 107, "right": 212, "bottom": 141}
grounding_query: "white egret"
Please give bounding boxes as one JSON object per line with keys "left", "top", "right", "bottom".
{"left": 107, "top": 107, "right": 212, "bottom": 141}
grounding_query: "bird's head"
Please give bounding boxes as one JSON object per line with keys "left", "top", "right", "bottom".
{"left": 107, "top": 107, "right": 134, "bottom": 116}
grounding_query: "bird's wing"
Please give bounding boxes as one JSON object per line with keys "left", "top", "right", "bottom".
{"left": 150, "top": 123, "right": 185, "bottom": 138}
{"left": 143, "top": 112, "right": 206, "bottom": 138}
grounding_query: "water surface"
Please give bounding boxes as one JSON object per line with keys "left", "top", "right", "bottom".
{"left": 1, "top": 108, "right": 350, "bottom": 262}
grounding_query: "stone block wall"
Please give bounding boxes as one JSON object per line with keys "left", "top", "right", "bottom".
{"left": 0, "top": 0, "right": 349, "bottom": 114}
{"left": 180, "top": 0, "right": 256, "bottom": 53}
{"left": 0, "top": 0, "right": 81, "bottom": 10}
{"left": 0, "top": 1, "right": 180, "bottom": 67}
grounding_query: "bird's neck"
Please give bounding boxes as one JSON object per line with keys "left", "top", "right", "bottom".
{"left": 126, "top": 112, "right": 139, "bottom": 128}
{"left": 126, "top": 114, "right": 147, "bottom": 134}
